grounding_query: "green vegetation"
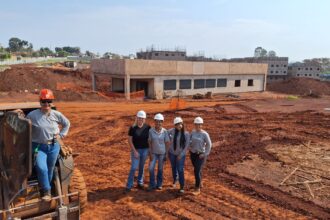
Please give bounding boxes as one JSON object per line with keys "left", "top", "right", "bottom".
{"left": 287, "top": 95, "right": 299, "bottom": 100}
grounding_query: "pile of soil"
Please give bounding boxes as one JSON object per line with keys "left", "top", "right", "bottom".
{"left": 0, "top": 64, "right": 109, "bottom": 101}
{"left": 267, "top": 78, "right": 330, "bottom": 96}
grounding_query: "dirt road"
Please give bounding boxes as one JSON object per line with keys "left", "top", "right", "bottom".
{"left": 58, "top": 99, "right": 330, "bottom": 219}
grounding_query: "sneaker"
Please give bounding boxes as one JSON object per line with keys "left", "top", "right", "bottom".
{"left": 137, "top": 184, "right": 144, "bottom": 190}
{"left": 41, "top": 191, "right": 52, "bottom": 202}
{"left": 124, "top": 188, "right": 131, "bottom": 193}
{"left": 156, "top": 186, "right": 162, "bottom": 190}
{"left": 192, "top": 188, "right": 200, "bottom": 196}
{"left": 179, "top": 189, "right": 184, "bottom": 194}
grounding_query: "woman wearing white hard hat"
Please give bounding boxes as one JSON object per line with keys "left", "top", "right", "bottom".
{"left": 168, "top": 117, "right": 190, "bottom": 193}
{"left": 125, "top": 110, "right": 151, "bottom": 192}
{"left": 148, "top": 113, "right": 170, "bottom": 191}
{"left": 189, "top": 116, "right": 212, "bottom": 195}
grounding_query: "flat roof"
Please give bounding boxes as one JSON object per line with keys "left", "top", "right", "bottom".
{"left": 91, "top": 59, "right": 268, "bottom": 76}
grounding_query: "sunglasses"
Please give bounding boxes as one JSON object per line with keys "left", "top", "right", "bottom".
{"left": 40, "top": 100, "right": 53, "bottom": 104}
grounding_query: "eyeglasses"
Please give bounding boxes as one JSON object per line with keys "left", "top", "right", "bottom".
{"left": 40, "top": 100, "right": 53, "bottom": 104}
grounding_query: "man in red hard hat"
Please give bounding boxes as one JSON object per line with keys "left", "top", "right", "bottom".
{"left": 26, "top": 89, "right": 70, "bottom": 201}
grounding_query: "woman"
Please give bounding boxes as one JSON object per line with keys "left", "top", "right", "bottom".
{"left": 189, "top": 117, "right": 212, "bottom": 195}
{"left": 168, "top": 117, "right": 190, "bottom": 194}
{"left": 27, "top": 89, "right": 70, "bottom": 201}
{"left": 125, "top": 110, "right": 150, "bottom": 192}
{"left": 148, "top": 113, "right": 170, "bottom": 191}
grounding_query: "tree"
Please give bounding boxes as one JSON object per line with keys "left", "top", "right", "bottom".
{"left": 8, "top": 37, "right": 22, "bottom": 52}
{"left": 254, "top": 47, "right": 267, "bottom": 58}
{"left": 268, "top": 50, "right": 276, "bottom": 57}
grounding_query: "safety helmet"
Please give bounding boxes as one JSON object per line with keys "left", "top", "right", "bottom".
{"left": 39, "top": 89, "right": 55, "bottom": 100}
{"left": 154, "top": 113, "right": 164, "bottom": 121}
{"left": 136, "top": 110, "right": 146, "bottom": 119}
{"left": 173, "top": 117, "right": 183, "bottom": 125}
{"left": 194, "top": 117, "right": 204, "bottom": 124}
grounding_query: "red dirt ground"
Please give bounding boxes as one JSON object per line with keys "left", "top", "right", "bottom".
{"left": 267, "top": 78, "right": 330, "bottom": 96}
{"left": 55, "top": 98, "right": 330, "bottom": 220}
{"left": 1, "top": 65, "right": 330, "bottom": 219}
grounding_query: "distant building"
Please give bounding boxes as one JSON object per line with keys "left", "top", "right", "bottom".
{"left": 91, "top": 59, "right": 268, "bottom": 99}
{"left": 224, "top": 57, "right": 289, "bottom": 82}
{"left": 288, "top": 63, "right": 322, "bottom": 79}
{"left": 136, "top": 49, "right": 186, "bottom": 61}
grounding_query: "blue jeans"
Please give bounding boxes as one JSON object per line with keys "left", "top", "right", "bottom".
{"left": 190, "top": 152, "right": 206, "bottom": 188}
{"left": 126, "top": 148, "right": 149, "bottom": 189}
{"left": 32, "top": 142, "right": 60, "bottom": 192}
{"left": 168, "top": 152, "right": 186, "bottom": 188}
{"left": 148, "top": 153, "right": 165, "bottom": 188}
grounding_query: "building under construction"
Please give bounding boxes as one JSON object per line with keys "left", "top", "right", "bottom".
{"left": 91, "top": 59, "right": 268, "bottom": 99}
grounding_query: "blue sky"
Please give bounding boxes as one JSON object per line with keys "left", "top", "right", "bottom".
{"left": 0, "top": 0, "right": 329, "bottom": 61}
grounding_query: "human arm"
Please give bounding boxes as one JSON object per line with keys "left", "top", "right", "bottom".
{"left": 57, "top": 112, "right": 70, "bottom": 139}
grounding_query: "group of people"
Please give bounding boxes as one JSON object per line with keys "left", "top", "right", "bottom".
{"left": 126, "top": 110, "right": 212, "bottom": 195}
{"left": 27, "top": 89, "right": 212, "bottom": 202}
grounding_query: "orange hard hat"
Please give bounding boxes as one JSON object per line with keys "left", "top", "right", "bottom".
{"left": 39, "top": 89, "right": 55, "bottom": 100}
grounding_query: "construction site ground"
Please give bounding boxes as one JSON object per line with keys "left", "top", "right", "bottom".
{"left": 53, "top": 96, "right": 330, "bottom": 220}
{"left": 1, "top": 65, "right": 330, "bottom": 219}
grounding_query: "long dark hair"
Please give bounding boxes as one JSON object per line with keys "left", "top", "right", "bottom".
{"left": 173, "top": 124, "right": 186, "bottom": 150}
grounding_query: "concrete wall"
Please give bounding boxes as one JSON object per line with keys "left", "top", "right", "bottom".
{"left": 124, "top": 59, "right": 268, "bottom": 76}
{"left": 153, "top": 74, "right": 265, "bottom": 99}
{"left": 91, "top": 59, "right": 268, "bottom": 76}
{"left": 91, "top": 59, "right": 125, "bottom": 75}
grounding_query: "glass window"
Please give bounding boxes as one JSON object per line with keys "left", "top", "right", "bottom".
{"left": 234, "top": 80, "right": 241, "bottom": 87}
{"left": 163, "top": 80, "right": 176, "bottom": 90}
{"left": 205, "top": 79, "right": 216, "bottom": 88}
{"left": 179, "top": 79, "right": 191, "bottom": 89}
{"left": 194, "top": 79, "right": 205, "bottom": 89}
{"left": 248, "top": 79, "right": 254, "bottom": 86}
{"left": 217, "top": 79, "right": 227, "bottom": 87}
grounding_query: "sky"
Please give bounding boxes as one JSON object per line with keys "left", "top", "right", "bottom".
{"left": 0, "top": 0, "right": 329, "bottom": 61}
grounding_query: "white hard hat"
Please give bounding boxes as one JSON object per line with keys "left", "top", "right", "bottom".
{"left": 173, "top": 117, "right": 183, "bottom": 124}
{"left": 154, "top": 113, "right": 164, "bottom": 121}
{"left": 194, "top": 117, "right": 204, "bottom": 124}
{"left": 136, "top": 110, "right": 146, "bottom": 119}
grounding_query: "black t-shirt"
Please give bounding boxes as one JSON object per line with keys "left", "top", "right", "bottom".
{"left": 128, "top": 124, "right": 151, "bottom": 149}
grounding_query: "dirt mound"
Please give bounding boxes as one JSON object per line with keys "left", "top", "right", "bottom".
{"left": 267, "top": 78, "right": 330, "bottom": 96}
{"left": 0, "top": 64, "right": 109, "bottom": 101}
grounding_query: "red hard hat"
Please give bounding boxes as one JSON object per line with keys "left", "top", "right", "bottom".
{"left": 39, "top": 89, "right": 55, "bottom": 100}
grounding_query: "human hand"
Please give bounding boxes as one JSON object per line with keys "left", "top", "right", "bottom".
{"left": 199, "top": 153, "right": 205, "bottom": 159}
{"left": 134, "top": 150, "right": 139, "bottom": 158}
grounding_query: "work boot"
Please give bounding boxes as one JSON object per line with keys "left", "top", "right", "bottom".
{"left": 41, "top": 191, "right": 51, "bottom": 202}
{"left": 147, "top": 186, "right": 155, "bottom": 192}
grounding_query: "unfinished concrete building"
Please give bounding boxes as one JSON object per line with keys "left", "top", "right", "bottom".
{"left": 288, "top": 63, "right": 322, "bottom": 79}
{"left": 91, "top": 59, "right": 268, "bottom": 99}
{"left": 136, "top": 49, "right": 186, "bottom": 61}
{"left": 225, "top": 57, "right": 288, "bottom": 82}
